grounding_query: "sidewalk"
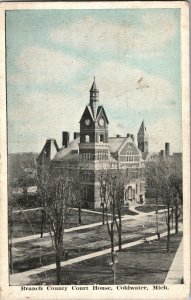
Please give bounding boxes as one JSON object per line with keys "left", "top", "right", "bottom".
{"left": 164, "top": 239, "right": 183, "bottom": 284}
{"left": 10, "top": 229, "right": 176, "bottom": 285}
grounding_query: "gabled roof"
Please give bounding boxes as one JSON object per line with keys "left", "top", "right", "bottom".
{"left": 79, "top": 105, "right": 94, "bottom": 123}
{"left": 96, "top": 106, "right": 109, "bottom": 124}
{"left": 108, "top": 136, "right": 141, "bottom": 156}
{"left": 108, "top": 137, "right": 126, "bottom": 153}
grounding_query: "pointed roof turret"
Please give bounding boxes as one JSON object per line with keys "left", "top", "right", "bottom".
{"left": 138, "top": 120, "right": 149, "bottom": 140}
{"left": 89, "top": 77, "right": 99, "bottom": 117}
{"left": 90, "top": 76, "right": 98, "bottom": 92}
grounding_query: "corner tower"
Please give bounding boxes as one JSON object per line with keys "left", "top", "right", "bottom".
{"left": 137, "top": 120, "right": 149, "bottom": 153}
{"left": 79, "top": 78, "right": 109, "bottom": 161}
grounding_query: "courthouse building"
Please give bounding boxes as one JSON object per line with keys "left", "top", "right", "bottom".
{"left": 38, "top": 79, "right": 147, "bottom": 208}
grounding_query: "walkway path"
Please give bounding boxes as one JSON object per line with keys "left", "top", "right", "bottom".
{"left": 10, "top": 229, "right": 176, "bottom": 285}
{"left": 12, "top": 207, "right": 43, "bottom": 214}
{"left": 13, "top": 207, "right": 105, "bottom": 215}
{"left": 12, "top": 209, "right": 165, "bottom": 244}
{"left": 164, "top": 239, "right": 183, "bottom": 284}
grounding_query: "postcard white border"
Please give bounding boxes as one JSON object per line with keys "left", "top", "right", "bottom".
{"left": 0, "top": 2, "right": 190, "bottom": 300}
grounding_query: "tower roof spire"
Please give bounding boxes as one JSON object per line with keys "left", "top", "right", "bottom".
{"left": 138, "top": 120, "right": 148, "bottom": 139}
{"left": 90, "top": 76, "right": 98, "bottom": 92}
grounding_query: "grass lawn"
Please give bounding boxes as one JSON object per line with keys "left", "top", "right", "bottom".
{"left": 27, "top": 232, "right": 182, "bottom": 285}
{"left": 12, "top": 205, "right": 139, "bottom": 238}
{"left": 12, "top": 214, "right": 169, "bottom": 273}
{"left": 11, "top": 209, "right": 104, "bottom": 238}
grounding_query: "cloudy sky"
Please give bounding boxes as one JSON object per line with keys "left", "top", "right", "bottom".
{"left": 6, "top": 8, "right": 182, "bottom": 154}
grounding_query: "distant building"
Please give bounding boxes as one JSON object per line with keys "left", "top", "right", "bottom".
{"left": 137, "top": 120, "right": 149, "bottom": 160}
{"left": 38, "top": 79, "right": 146, "bottom": 208}
{"left": 144, "top": 140, "right": 182, "bottom": 177}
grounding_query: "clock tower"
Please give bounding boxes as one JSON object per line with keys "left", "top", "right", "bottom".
{"left": 79, "top": 78, "right": 109, "bottom": 161}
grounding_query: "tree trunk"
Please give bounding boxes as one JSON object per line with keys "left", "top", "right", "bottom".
{"left": 118, "top": 213, "right": 122, "bottom": 251}
{"left": 110, "top": 222, "right": 115, "bottom": 284}
{"left": 167, "top": 204, "right": 170, "bottom": 253}
{"left": 110, "top": 222, "right": 114, "bottom": 254}
{"left": 78, "top": 204, "right": 82, "bottom": 225}
{"left": 155, "top": 197, "right": 160, "bottom": 240}
{"left": 23, "top": 187, "right": 28, "bottom": 206}
{"left": 102, "top": 204, "right": 105, "bottom": 225}
{"left": 112, "top": 252, "right": 116, "bottom": 285}
{"left": 171, "top": 207, "right": 174, "bottom": 230}
{"left": 175, "top": 202, "right": 178, "bottom": 233}
{"left": 56, "top": 254, "right": 61, "bottom": 285}
{"left": 40, "top": 209, "right": 44, "bottom": 238}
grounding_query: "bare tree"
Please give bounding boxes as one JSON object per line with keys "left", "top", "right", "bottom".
{"left": 145, "top": 163, "right": 163, "bottom": 240}
{"left": 168, "top": 173, "right": 183, "bottom": 234}
{"left": 146, "top": 160, "right": 182, "bottom": 253}
{"left": 99, "top": 169, "right": 126, "bottom": 251}
{"left": 99, "top": 171, "right": 107, "bottom": 225}
{"left": 74, "top": 160, "right": 88, "bottom": 225}
{"left": 37, "top": 164, "right": 78, "bottom": 284}
{"left": 8, "top": 153, "right": 37, "bottom": 273}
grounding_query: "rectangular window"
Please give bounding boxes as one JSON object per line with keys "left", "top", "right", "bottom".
{"left": 85, "top": 135, "right": 90, "bottom": 142}
{"left": 100, "top": 134, "right": 104, "bottom": 142}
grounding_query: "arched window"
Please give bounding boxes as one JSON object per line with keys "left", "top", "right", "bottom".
{"left": 128, "top": 186, "right": 132, "bottom": 200}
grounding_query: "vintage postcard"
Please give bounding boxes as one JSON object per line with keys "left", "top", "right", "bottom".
{"left": 0, "top": 1, "right": 190, "bottom": 300}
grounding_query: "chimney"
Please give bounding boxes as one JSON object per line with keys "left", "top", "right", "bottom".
{"left": 165, "top": 143, "right": 170, "bottom": 157}
{"left": 131, "top": 134, "right": 135, "bottom": 141}
{"left": 160, "top": 150, "right": 165, "bottom": 158}
{"left": 127, "top": 133, "right": 131, "bottom": 138}
{"left": 116, "top": 134, "right": 121, "bottom": 138}
{"left": 62, "top": 131, "right": 70, "bottom": 148}
{"left": 74, "top": 132, "right": 80, "bottom": 140}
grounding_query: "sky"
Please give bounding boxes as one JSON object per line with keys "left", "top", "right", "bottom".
{"left": 6, "top": 8, "right": 182, "bottom": 154}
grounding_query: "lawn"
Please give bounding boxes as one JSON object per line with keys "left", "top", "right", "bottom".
{"left": 11, "top": 209, "right": 104, "bottom": 238}
{"left": 27, "top": 232, "right": 183, "bottom": 285}
{"left": 11, "top": 205, "right": 139, "bottom": 238}
{"left": 12, "top": 213, "right": 169, "bottom": 273}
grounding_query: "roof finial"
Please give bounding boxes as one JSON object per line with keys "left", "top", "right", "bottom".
{"left": 94, "top": 76, "right": 95, "bottom": 81}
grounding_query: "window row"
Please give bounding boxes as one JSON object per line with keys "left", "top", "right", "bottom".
{"left": 82, "top": 153, "right": 92, "bottom": 160}
{"left": 127, "top": 156, "right": 134, "bottom": 161}
{"left": 85, "top": 134, "right": 104, "bottom": 143}
{"left": 82, "top": 152, "right": 108, "bottom": 160}
{"left": 97, "top": 153, "right": 108, "bottom": 160}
